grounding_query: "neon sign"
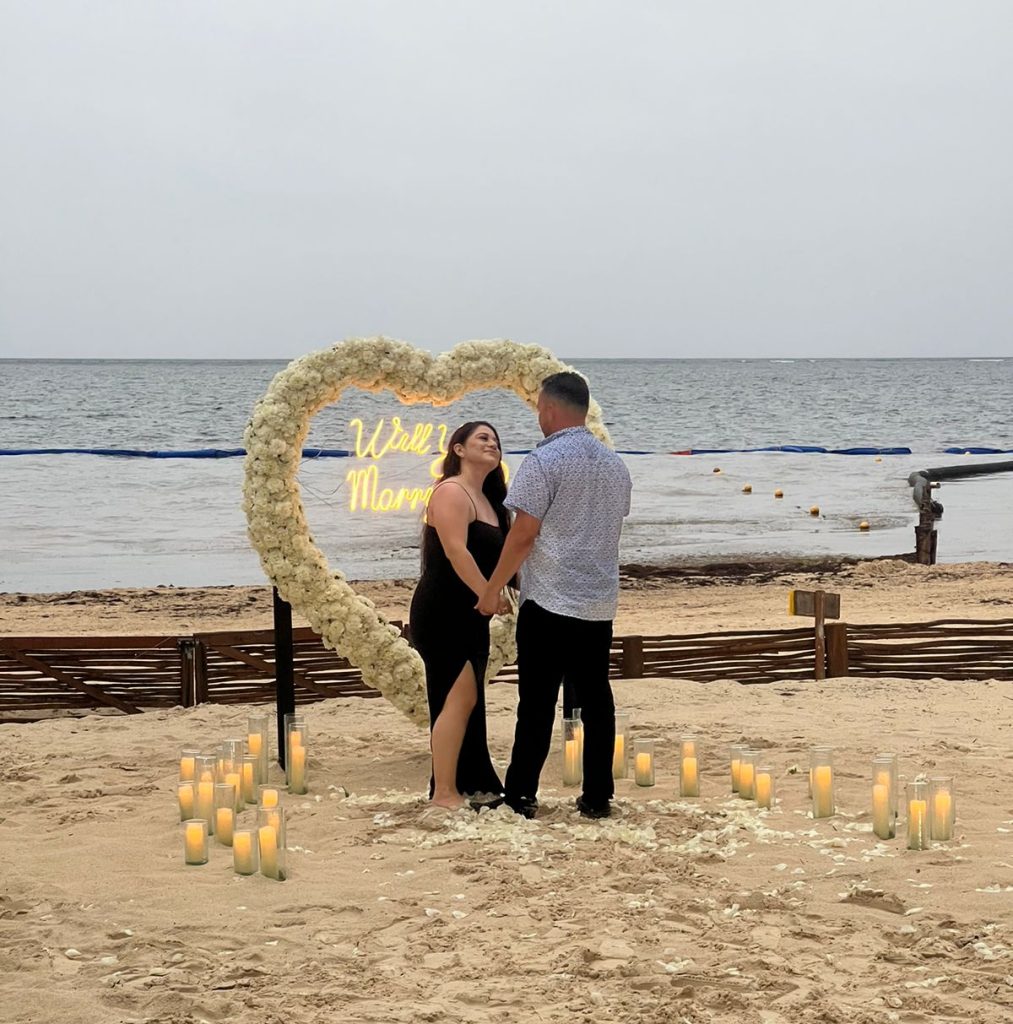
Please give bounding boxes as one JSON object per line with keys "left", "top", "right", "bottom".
{"left": 343, "top": 417, "right": 509, "bottom": 513}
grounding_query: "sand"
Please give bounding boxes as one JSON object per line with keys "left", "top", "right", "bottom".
{"left": 3, "top": 560, "right": 1013, "bottom": 1023}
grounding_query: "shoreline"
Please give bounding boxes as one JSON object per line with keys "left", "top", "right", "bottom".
{"left": 2, "top": 557, "right": 1010, "bottom": 640}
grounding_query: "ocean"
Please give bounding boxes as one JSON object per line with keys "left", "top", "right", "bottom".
{"left": 2, "top": 357, "right": 1011, "bottom": 592}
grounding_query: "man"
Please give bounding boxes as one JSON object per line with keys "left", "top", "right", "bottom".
{"left": 477, "top": 372, "right": 632, "bottom": 819}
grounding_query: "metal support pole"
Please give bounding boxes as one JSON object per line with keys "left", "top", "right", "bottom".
{"left": 273, "top": 587, "right": 295, "bottom": 770}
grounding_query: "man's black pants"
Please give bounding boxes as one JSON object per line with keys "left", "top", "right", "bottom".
{"left": 504, "top": 600, "right": 616, "bottom": 809}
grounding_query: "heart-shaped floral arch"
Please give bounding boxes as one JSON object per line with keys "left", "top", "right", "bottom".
{"left": 243, "top": 337, "right": 612, "bottom": 725}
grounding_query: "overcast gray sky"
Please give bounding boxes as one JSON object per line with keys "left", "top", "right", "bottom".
{"left": 1, "top": 2, "right": 1011, "bottom": 360}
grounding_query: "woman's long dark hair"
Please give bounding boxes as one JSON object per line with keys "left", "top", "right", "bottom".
{"left": 421, "top": 421, "right": 511, "bottom": 571}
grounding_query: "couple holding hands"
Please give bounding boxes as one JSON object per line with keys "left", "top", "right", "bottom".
{"left": 409, "top": 372, "right": 632, "bottom": 819}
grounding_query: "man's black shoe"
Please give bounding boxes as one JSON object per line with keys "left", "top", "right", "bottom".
{"left": 505, "top": 796, "right": 538, "bottom": 819}
{"left": 575, "top": 796, "right": 611, "bottom": 820}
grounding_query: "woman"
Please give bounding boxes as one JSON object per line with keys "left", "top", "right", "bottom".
{"left": 409, "top": 421, "right": 512, "bottom": 809}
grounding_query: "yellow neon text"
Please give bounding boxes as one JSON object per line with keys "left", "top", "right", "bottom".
{"left": 345, "top": 464, "right": 434, "bottom": 513}
{"left": 342, "top": 417, "right": 508, "bottom": 513}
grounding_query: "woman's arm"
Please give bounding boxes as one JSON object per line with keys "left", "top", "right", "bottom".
{"left": 428, "top": 484, "right": 490, "bottom": 600}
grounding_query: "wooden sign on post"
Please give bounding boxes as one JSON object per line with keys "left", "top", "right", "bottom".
{"left": 788, "top": 589, "right": 841, "bottom": 681}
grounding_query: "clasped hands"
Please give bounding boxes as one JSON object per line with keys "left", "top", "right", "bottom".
{"left": 476, "top": 585, "right": 511, "bottom": 617}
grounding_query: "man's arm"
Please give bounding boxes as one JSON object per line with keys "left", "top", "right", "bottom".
{"left": 475, "top": 511, "right": 541, "bottom": 615}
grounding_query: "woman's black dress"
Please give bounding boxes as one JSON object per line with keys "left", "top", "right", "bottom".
{"left": 409, "top": 519, "right": 505, "bottom": 798}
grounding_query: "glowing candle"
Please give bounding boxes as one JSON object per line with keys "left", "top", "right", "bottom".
{"left": 613, "top": 711, "right": 630, "bottom": 780}
{"left": 730, "top": 748, "right": 742, "bottom": 794}
{"left": 754, "top": 767, "right": 773, "bottom": 809}
{"left": 680, "top": 756, "right": 699, "bottom": 798}
{"left": 872, "top": 783, "right": 892, "bottom": 839}
{"left": 259, "top": 825, "right": 280, "bottom": 879}
{"left": 196, "top": 780, "right": 215, "bottom": 832}
{"left": 183, "top": 820, "right": 208, "bottom": 865}
{"left": 177, "top": 782, "right": 196, "bottom": 822}
{"left": 259, "top": 786, "right": 280, "bottom": 808}
{"left": 289, "top": 729, "right": 303, "bottom": 749}
{"left": 247, "top": 733, "right": 263, "bottom": 758}
{"left": 241, "top": 757, "right": 258, "bottom": 804}
{"left": 738, "top": 757, "right": 756, "bottom": 800}
{"left": 561, "top": 716, "right": 581, "bottom": 786}
{"left": 288, "top": 744, "right": 308, "bottom": 795}
{"left": 563, "top": 739, "right": 580, "bottom": 786}
{"left": 812, "top": 765, "right": 834, "bottom": 819}
{"left": 233, "top": 829, "right": 257, "bottom": 875}
{"left": 215, "top": 806, "right": 235, "bottom": 846}
{"left": 179, "top": 753, "right": 197, "bottom": 782}
{"left": 907, "top": 798, "right": 928, "bottom": 850}
{"left": 225, "top": 771, "right": 243, "bottom": 811}
{"left": 634, "top": 739, "right": 655, "bottom": 786}
{"left": 930, "top": 781, "right": 954, "bottom": 842}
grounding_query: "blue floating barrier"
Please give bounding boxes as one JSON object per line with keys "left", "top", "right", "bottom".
{"left": 943, "top": 447, "right": 1013, "bottom": 455}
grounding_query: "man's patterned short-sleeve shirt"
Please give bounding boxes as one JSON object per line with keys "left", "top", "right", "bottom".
{"left": 505, "top": 426, "right": 632, "bottom": 621}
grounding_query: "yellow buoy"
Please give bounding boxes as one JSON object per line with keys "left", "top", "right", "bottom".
{"left": 742, "top": 483, "right": 752, "bottom": 493}
{"left": 774, "top": 489, "right": 784, "bottom": 498}
{"left": 809, "top": 505, "right": 820, "bottom": 516}
{"left": 859, "top": 520, "right": 870, "bottom": 531}
{"left": 874, "top": 456, "right": 882, "bottom": 463}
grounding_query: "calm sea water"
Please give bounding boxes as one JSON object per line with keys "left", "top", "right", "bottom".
{"left": 1, "top": 358, "right": 1011, "bottom": 592}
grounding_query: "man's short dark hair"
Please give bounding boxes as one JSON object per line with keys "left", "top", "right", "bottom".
{"left": 540, "top": 371, "right": 589, "bottom": 413}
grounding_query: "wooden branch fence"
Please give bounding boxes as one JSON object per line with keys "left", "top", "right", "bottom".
{"left": 2, "top": 617, "right": 1012, "bottom": 719}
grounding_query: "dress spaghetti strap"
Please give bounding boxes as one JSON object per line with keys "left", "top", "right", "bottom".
{"left": 431, "top": 479, "right": 478, "bottom": 520}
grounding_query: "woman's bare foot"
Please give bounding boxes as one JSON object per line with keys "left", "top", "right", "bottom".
{"left": 431, "top": 791, "right": 466, "bottom": 810}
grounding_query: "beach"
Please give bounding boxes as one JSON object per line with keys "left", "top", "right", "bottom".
{"left": 3, "top": 561, "right": 1013, "bottom": 1023}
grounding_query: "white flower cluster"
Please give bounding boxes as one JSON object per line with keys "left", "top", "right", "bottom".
{"left": 243, "top": 336, "right": 612, "bottom": 726}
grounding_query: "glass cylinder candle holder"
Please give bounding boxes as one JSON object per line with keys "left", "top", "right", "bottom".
{"left": 214, "top": 782, "right": 236, "bottom": 847}
{"left": 612, "top": 712, "right": 630, "bottom": 779}
{"left": 259, "top": 784, "right": 281, "bottom": 809}
{"left": 179, "top": 747, "right": 201, "bottom": 782}
{"left": 183, "top": 818, "right": 209, "bottom": 865}
{"left": 906, "top": 781, "right": 930, "bottom": 850}
{"left": 738, "top": 750, "right": 756, "bottom": 801}
{"left": 729, "top": 744, "right": 744, "bottom": 794}
{"left": 257, "top": 806, "right": 287, "bottom": 880}
{"left": 195, "top": 777, "right": 216, "bottom": 833}
{"left": 220, "top": 738, "right": 243, "bottom": 776}
{"left": 561, "top": 717, "right": 582, "bottom": 786}
{"left": 929, "top": 777, "right": 954, "bottom": 842}
{"left": 633, "top": 738, "right": 655, "bottom": 787}
{"left": 233, "top": 828, "right": 259, "bottom": 875}
{"left": 872, "top": 756, "right": 897, "bottom": 839}
{"left": 177, "top": 780, "right": 196, "bottom": 822}
{"left": 214, "top": 783, "right": 236, "bottom": 846}
{"left": 808, "top": 745, "right": 832, "bottom": 799}
{"left": 873, "top": 753, "right": 899, "bottom": 821}
{"left": 241, "top": 755, "right": 259, "bottom": 806}
{"left": 810, "top": 749, "right": 835, "bottom": 819}
{"left": 247, "top": 713, "right": 269, "bottom": 783}
{"left": 754, "top": 765, "right": 774, "bottom": 809}
{"left": 284, "top": 714, "right": 308, "bottom": 794}
{"left": 679, "top": 736, "right": 700, "bottom": 797}
{"left": 571, "top": 706, "right": 584, "bottom": 762}
{"left": 194, "top": 754, "right": 217, "bottom": 785}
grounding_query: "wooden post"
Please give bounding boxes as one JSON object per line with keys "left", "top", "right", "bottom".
{"left": 273, "top": 587, "right": 295, "bottom": 770}
{"left": 915, "top": 507, "right": 938, "bottom": 565}
{"left": 177, "top": 638, "right": 196, "bottom": 707}
{"left": 621, "top": 636, "right": 645, "bottom": 679}
{"left": 813, "top": 591, "right": 826, "bottom": 681}
{"left": 193, "top": 639, "right": 209, "bottom": 705}
{"left": 826, "top": 622, "right": 849, "bottom": 678}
